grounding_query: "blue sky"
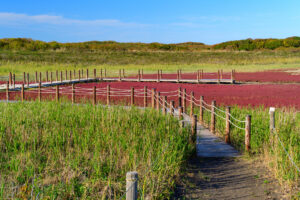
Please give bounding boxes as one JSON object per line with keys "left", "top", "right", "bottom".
{"left": 0, "top": 0, "right": 299, "bottom": 44}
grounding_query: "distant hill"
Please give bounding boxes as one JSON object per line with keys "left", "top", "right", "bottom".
{"left": 0, "top": 37, "right": 300, "bottom": 51}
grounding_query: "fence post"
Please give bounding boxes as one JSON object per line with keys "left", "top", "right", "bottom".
{"left": 38, "top": 82, "right": 41, "bottom": 102}
{"left": 78, "top": 69, "right": 81, "bottom": 81}
{"left": 245, "top": 115, "right": 251, "bottom": 152}
{"left": 210, "top": 100, "right": 216, "bottom": 133}
{"left": 72, "top": 84, "right": 75, "bottom": 104}
{"left": 6, "top": 81, "right": 9, "bottom": 101}
{"left": 65, "top": 70, "right": 68, "bottom": 81}
{"left": 86, "top": 69, "right": 89, "bottom": 79}
{"left": 21, "top": 84, "right": 25, "bottom": 102}
{"left": 179, "top": 69, "right": 182, "bottom": 80}
{"left": 191, "top": 115, "right": 197, "bottom": 142}
{"left": 131, "top": 87, "right": 134, "bottom": 106}
{"left": 182, "top": 88, "right": 186, "bottom": 113}
{"left": 196, "top": 70, "right": 200, "bottom": 83}
{"left": 126, "top": 171, "right": 138, "bottom": 200}
{"left": 39, "top": 72, "right": 42, "bottom": 83}
{"left": 50, "top": 72, "right": 53, "bottom": 83}
{"left": 269, "top": 107, "right": 275, "bottom": 134}
{"left": 217, "top": 70, "right": 220, "bottom": 83}
{"left": 100, "top": 69, "right": 103, "bottom": 80}
{"left": 151, "top": 88, "right": 156, "bottom": 108}
{"left": 13, "top": 74, "right": 15, "bottom": 89}
{"left": 170, "top": 100, "right": 175, "bottom": 116}
{"left": 60, "top": 71, "right": 63, "bottom": 83}
{"left": 46, "top": 71, "right": 49, "bottom": 82}
{"left": 93, "top": 86, "right": 96, "bottom": 105}
{"left": 56, "top": 85, "right": 59, "bottom": 102}
{"left": 56, "top": 70, "right": 58, "bottom": 82}
{"left": 156, "top": 91, "right": 160, "bottom": 111}
{"left": 141, "top": 69, "right": 143, "bottom": 80}
{"left": 144, "top": 86, "right": 147, "bottom": 107}
{"left": 225, "top": 106, "right": 231, "bottom": 143}
{"left": 35, "top": 71, "right": 38, "bottom": 83}
{"left": 107, "top": 85, "right": 110, "bottom": 105}
{"left": 27, "top": 73, "right": 29, "bottom": 88}
{"left": 190, "top": 92, "right": 194, "bottom": 118}
{"left": 163, "top": 96, "right": 167, "bottom": 115}
{"left": 178, "top": 87, "right": 182, "bottom": 107}
{"left": 137, "top": 70, "right": 140, "bottom": 82}
{"left": 73, "top": 70, "right": 76, "bottom": 79}
{"left": 94, "top": 68, "right": 96, "bottom": 79}
{"left": 23, "top": 72, "right": 26, "bottom": 84}
{"left": 70, "top": 70, "right": 72, "bottom": 81}
{"left": 119, "top": 69, "right": 122, "bottom": 81}
{"left": 178, "top": 106, "right": 183, "bottom": 120}
{"left": 157, "top": 70, "right": 160, "bottom": 82}
{"left": 177, "top": 70, "right": 180, "bottom": 82}
{"left": 199, "top": 96, "right": 203, "bottom": 124}
{"left": 9, "top": 72, "right": 12, "bottom": 86}
{"left": 220, "top": 69, "right": 223, "bottom": 80}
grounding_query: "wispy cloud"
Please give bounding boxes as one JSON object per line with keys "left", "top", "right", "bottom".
{"left": 0, "top": 12, "right": 146, "bottom": 27}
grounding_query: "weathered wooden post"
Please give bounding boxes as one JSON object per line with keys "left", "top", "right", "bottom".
{"left": 137, "top": 70, "right": 141, "bottom": 82}
{"left": 93, "top": 86, "right": 96, "bottom": 105}
{"left": 201, "top": 70, "right": 204, "bottom": 79}
{"left": 94, "top": 68, "right": 96, "bottom": 79}
{"left": 81, "top": 69, "right": 84, "bottom": 78}
{"left": 199, "top": 96, "right": 204, "bottom": 124}
{"left": 220, "top": 69, "right": 223, "bottom": 80}
{"left": 72, "top": 84, "right": 75, "bottom": 104}
{"left": 144, "top": 86, "right": 147, "bottom": 107}
{"left": 141, "top": 69, "right": 143, "bottom": 80}
{"left": 65, "top": 70, "right": 67, "bottom": 81}
{"left": 245, "top": 115, "right": 251, "bottom": 152}
{"left": 225, "top": 106, "right": 231, "bottom": 143}
{"left": 60, "top": 71, "right": 63, "bottom": 83}
{"left": 156, "top": 91, "right": 160, "bottom": 111}
{"left": 119, "top": 69, "right": 122, "bottom": 81}
{"left": 38, "top": 82, "right": 41, "bottom": 102}
{"left": 182, "top": 88, "right": 186, "bottom": 113}
{"left": 13, "top": 74, "right": 15, "bottom": 89}
{"left": 196, "top": 70, "right": 200, "bottom": 83}
{"left": 217, "top": 70, "right": 220, "bottom": 83}
{"left": 163, "top": 96, "right": 167, "bottom": 115}
{"left": 210, "top": 100, "right": 216, "bottom": 133}
{"left": 151, "top": 88, "right": 156, "bottom": 108}
{"left": 73, "top": 70, "right": 76, "bottom": 79}
{"left": 9, "top": 72, "right": 12, "bottom": 86}
{"left": 50, "top": 72, "right": 53, "bottom": 83}
{"left": 126, "top": 171, "right": 138, "bottom": 200}
{"left": 191, "top": 115, "right": 197, "bottom": 142}
{"left": 178, "top": 106, "right": 183, "bottom": 120}
{"left": 39, "top": 72, "right": 42, "bottom": 83}
{"left": 56, "top": 70, "right": 58, "bottom": 82}
{"left": 178, "top": 87, "right": 182, "bottom": 107}
{"left": 157, "top": 70, "right": 160, "bottom": 82}
{"left": 21, "top": 84, "right": 25, "bottom": 102}
{"left": 27, "top": 73, "right": 29, "bottom": 87}
{"left": 86, "top": 69, "right": 89, "bottom": 79}
{"left": 35, "top": 71, "right": 38, "bottom": 83}
{"left": 23, "top": 72, "right": 26, "bottom": 84}
{"left": 107, "top": 84, "right": 110, "bottom": 105}
{"left": 190, "top": 92, "right": 194, "bottom": 118}
{"left": 269, "top": 107, "right": 275, "bottom": 134}
{"left": 69, "top": 70, "right": 72, "bottom": 81}
{"left": 46, "top": 71, "right": 49, "bottom": 82}
{"left": 78, "top": 69, "right": 81, "bottom": 81}
{"left": 131, "top": 87, "right": 135, "bottom": 106}
{"left": 6, "top": 81, "right": 9, "bottom": 101}
{"left": 177, "top": 70, "right": 180, "bottom": 82}
{"left": 170, "top": 100, "right": 175, "bottom": 116}
{"left": 56, "top": 85, "right": 59, "bottom": 102}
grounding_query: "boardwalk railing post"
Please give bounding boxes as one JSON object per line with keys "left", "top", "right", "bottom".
{"left": 126, "top": 171, "right": 138, "bottom": 200}
{"left": 170, "top": 100, "right": 175, "bottom": 116}
{"left": 72, "top": 84, "right": 75, "bottom": 104}
{"left": 151, "top": 88, "right": 156, "bottom": 108}
{"left": 191, "top": 115, "right": 197, "bottom": 142}
{"left": 245, "top": 115, "right": 251, "bottom": 152}
{"left": 199, "top": 96, "right": 204, "bottom": 124}
{"left": 269, "top": 107, "right": 275, "bottom": 134}
{"left": 38, "top": 82, "right": 41, "bottom": 102}
{"left": 210, "top": 100, "right": 216, "bottom": 133}
{"left": 107, "top": 85, "right": 110, "bottom": 105}
{"left": 21, "top": 84, "right": 25, "bottom": 102}
{"left": 93, "top": 86, "right": 96, "bottom": 105}
{"left": 23, "top": 72, "right": 26, "bottom": 84}
{"left": 178, "top": 106, "right": 183, "bottom": 120}
{"left": 35, "top": 71, "right": 38, "bottom": 83}
{"left": 163, "top": 96, "right": 167, "bottom": 115}
{"left": 190, "top": 92, "right": 194, "bottom": 118}
{"left": 182, "top": 88, "right": 186, "bottom": 113}
{"left": 27, "top": 73, "right": 29, "bottom": 88}
{"left": 144, "top": 86, "right": 147, "bottom": 107}
{"left": 131, "top": 87, "right": 135, "bottom": 106}
{"left": 6, "top": 81, "right": 9, "bottom": 101}
{"left": 56, "top": 85, "right": 59, "bottom": 102}
{"left": 156, "top": 91, "right": 160, "bottom": 111}
{"left": 178, "top": 87, "right": 182, "bottom": 107}
{"left": 9, "top": 72, "right": 12, "bottom": 86}
{"left": 225, "top": 106, "right": 231, "bottom": 143}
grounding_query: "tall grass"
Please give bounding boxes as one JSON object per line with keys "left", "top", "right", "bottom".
{"left": 0, "top": 102, "right": 194, "bottom": 199}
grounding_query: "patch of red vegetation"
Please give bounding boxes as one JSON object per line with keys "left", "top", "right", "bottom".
{"left": 3, "top": 82, "right": 300, "bottom": 109}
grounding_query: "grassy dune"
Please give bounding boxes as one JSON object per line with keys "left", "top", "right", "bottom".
{"left": 0, "top": 102, "right": 194, "bottom": 199}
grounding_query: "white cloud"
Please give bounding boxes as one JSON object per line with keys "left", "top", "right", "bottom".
{"left": 0, "top": 12, "right": 145, "bottom": 27}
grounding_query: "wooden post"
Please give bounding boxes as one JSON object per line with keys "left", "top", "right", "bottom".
{"left": 50, "top": 72, "right": 53, "bottom": 83}
{"left": 100, "top": 69, "right": 103, "bottom": 79}
{"left": 119, "top": 69, "right": 122, "bottom": 81}
{"left": 210, "top": 100, "right": 216, "bottom": 133}
{"left": 126, "top": 171, "right": 138, "bottom": 200}
{"left": 245, "top": 115, "right": 251, "bottom": 152}
{"left": 56, "top": 85, "right": 59, "bottom": 102}
{"left": 177, "top": 70, "right": 180, "bottom": 82}
{"left": 60, "top": 71, "right": 63, "bottom": 83}
{"left": 156, "top": 91, "right": 160, "bottom": 111}
{"left": 160, "top": 69, "right": 162, "bottom": 80}
{"left": 107, "top": 85, "right": 110, "bottom": 105}
{"left": 21, "top": 84, "right": 24, "bottom": 102}
{"left": 131, "top": 87, "right": 135, "bottom": 106}
{"left": 39, "top": 72, "right": 42, "bottom": 83}
{"left": 225, "top": 106, "right": 231, "bottom": 143}
{"left": 191, "top": 115, "right": 197, "bottom": 141}
{"left": 170, "top": 100, "right": 175, "bottom": 116}
{"left": 190, "top": 92, "right": 194, "bottom": 118}
{"left": 178, "top": 87, "right": 182, "bottom": 107}
{"left": 220, "top": 69, "right": 223, "bottom": 80}
{"left": 122, "top": 69, "right": 125, "bottom": 78}
{"left": 86, "top": 69, "right": 89, "bottom": 79}
{"left": 199, "top": 96, "right": 204, "bottom": 124}
{"left": 56, "top": 70, "right": 58, "bottom": 82}
{"left": 231, "top": 70, "right": 235, "bottom": 84}
{"left": 138, "top": 70, "right": 141, "bottom": 82}
{"left": 72, "top": 84, "right": 75, "bottom": 104}
{"left": 178, "top": 106, "right": 183, "bottom": 120}
{"left": 157, "top": 70, "right": 160, "bottom": 82}
{"left": 182, "top": 88, "right": 186, "bottom": 113}
{"left": 12, "top": 74, "right": 15, "bottom": 89}
{"left": 35, "top": 71, "right": 38, "bottom": 83}
{"left": 70, "top": 70, "right": 72, "bottom": 81}
{"left": 27, "top": 73, "right": 29, "bottom": 87}
{"left": 93, "top": 86, "right": 96, "bottom": 105}
{"left": 179, "top": 69, "right": 182, "bottom": 80}
{"left": 196, "top": 70, "right": 200, "bottom": 83}
{"left": 9, "top": 72, "right": 12, "bottom": 85}
{"left": 94, "top": 68, "right": 96, "bottom": 79}
{"left": 163, "top": 96, "right": 167, "bottom": 115}
{"left": 6, "top": 81, "right": 9, "bottom": 101}
{"left": 201, "top": 70, "right": 204, "bottom": 79}
{"left": 141, "top": 69, "right": 143, "bottom": 80}
{"left": 73, "top": 70, "right": 76, "bottom": 79}
{"left": 78, "top": 70, "right": 81, "bottom": 81}
{"left": 269, "top": 107, "right": 275, "bottom": 133}
{"left": 144, "top": 86, "right": 147, "bottom": 107}
{"left": 217, "top": 70, "right": 220, "bottom": 83}
{"left": 151, "top": 88, "right": 156, "bottom": 108}
{"left": 46, "top": 71, "right": 49, "bottom": 82}
{"left": 38, "top": 82, "right": 41, "bottom": 102}
{"left": 23, "top": 72, "right": 26, "bottom": 84}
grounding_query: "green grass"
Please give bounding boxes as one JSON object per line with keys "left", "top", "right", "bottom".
{"left": 0, "top": 102, "right": 194, "bottom": 199}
